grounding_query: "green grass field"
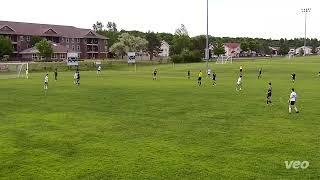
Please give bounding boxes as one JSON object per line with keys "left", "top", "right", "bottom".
{"left": 1, "top": 57, "right": 320, "bottom": 179}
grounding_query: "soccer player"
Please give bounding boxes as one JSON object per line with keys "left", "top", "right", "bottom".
{"left": 207, "top": 68, "right": 211, "bottom": 78}
{"left": 187, "top": 70, "right": 191, "bottom": 79}
{"left": 258, "top": 68, "right": 262, "bottom": 79}
{"left": 266, "top": 82, "right": 272, "bottom": 105}
{"left": 240, "top": 65, "right": 243, "bottom": 74}
{"left": 236, "top": 75, "right": 242, "bottom": 91}
{"left": 291, "top": 73, "right": 296, "bottom": 83}
{"left": 318, "top": 72, "right": 320, "bottom": 77}
{"left": 153, "top": 69, "right": 158, "bottom": 80}
{"left": 76, "top": 71, "right": 80, "bottom": 86}
{"left": 25, "top": 68, "right": 29, "bottom": 79}
{"left": 198, "top": 70, "right": 203, "bottom": 86}
{"left": 73, "top": 72, "right": 77, "bottom": 84}
{"left": 212, "top": 72, "right": 217, "bottom": 86}
{"left": 97, "top": 66, "right": 101, "bottom": 75}
{"left": 54, "top": 68, "right": 58, "bottom": 81}
{"left": 288, "top": 88, "right": 299, "bottom": 113}
{"left": 44, "top": 74, "right": 49, "bottom": 90}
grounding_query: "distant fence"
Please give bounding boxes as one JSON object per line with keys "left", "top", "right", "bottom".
{"left": 26, "top": 59, "right": 171, "bottom": 72}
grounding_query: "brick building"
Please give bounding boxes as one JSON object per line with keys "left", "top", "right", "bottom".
{"left": 0, "top": 20, "right": 108, "bottom": 60}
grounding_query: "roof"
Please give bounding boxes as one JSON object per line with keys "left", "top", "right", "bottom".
{"left": 20, "top": 43, "right": 75, "bottom": 54}
{"left": 0, "top": 20, "right": 107, "bottom": 39}
{"left": 224, "top": 43, "right": 240, "bottom": 49}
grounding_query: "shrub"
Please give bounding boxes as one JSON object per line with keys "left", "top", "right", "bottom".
{"left": 171, "top": 49, "right": 202, "bottom": 63}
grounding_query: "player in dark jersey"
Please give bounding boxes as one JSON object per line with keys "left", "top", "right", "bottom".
{"left": 258, "top": 68, "right": 262, "bottom": 79}
{"left": 266, "top": 82, "right": 272, "bottom": 105}
{"left": 153, "top": 69, "right": 158, "bottom": 80}
{"left": 54, "top": 68, "right": 58, "bottom": 81}
{"left": 187, "top": 70, "right": 191, "bottom": 79}
{"left": 212, "top": 72, "right": 217, "bottom": 86}
{"left": 291, "top": 73, "right": 296, "bottom": 83}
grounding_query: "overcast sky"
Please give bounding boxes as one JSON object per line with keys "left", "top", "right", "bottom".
{"left": 1, "top": 0, "right": 319, "bottom": 39}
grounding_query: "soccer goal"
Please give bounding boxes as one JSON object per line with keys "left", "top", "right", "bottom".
{"left": 216, "top": 55, "right": 233, "bottom": 64}
{"left": 0, "top": 63, "right": 28, "bottom": 79}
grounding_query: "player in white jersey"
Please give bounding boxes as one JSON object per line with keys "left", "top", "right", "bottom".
{"left": 236, "top": 76, "right": 242, "bottom": 91}
{"left": 207, "top": 69, "right": 211, "bottom": 78}
{"left": 288, "top": 88, "right": 299, "bottom": 113}
{"left": 97, "top": 66, "right": 101, "bottom": 75}
{"left": 44, "top": 74, "right": 49, "bottom": 90}
{"left": 73, "top": 72, "right": 77, "bottom": 84}
{"left": 25, "top": 68, "right": 29, "bottom": 79}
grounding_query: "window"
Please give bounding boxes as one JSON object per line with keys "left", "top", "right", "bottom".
{"left": 72, "top": 38, "right": 75, "bottom": 43}
{"left": 61, "top": 37, "right": 64, "bottom": 43}
{"left": 77, "top": 38, "right": 80, "bottom": 43}
{"left": 32, "top": 54, "right": 38, "bottom": 60}
{"left": 20, "top": 36, "right": 24, "bottom": 42}
{"left": 26, "top": 36, "right": 30, "bottom": 42}
{"left": 66, "top": 45, "right": 70, "bottom": 49}
{"left": 72, "top": 45, "right": 75, "bottom": 51}
{"left": 77, "top": 45, "right": 80, "bottom": 51}
{"left": 51, "top": 53, "right": 57, "bottom": 59}
{"left": 66, "top": 38, "right": 69, "bottom": 43}
{"left": 60, "top": 53, "right": 66, "bottom": 59}
{"left": 26, "top": 44, "right": 30, "bottom": 49}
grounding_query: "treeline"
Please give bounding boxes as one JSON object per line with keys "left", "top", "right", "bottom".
{"left": 94, "top": 21, "right": 320, "bottom": 61}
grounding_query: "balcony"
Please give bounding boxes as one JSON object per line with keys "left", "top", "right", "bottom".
{"left": 86, "top": 38, "right": 98, "bottom": 45}
{"left": 87, "top": 45, "right": 98, "bottom": 52}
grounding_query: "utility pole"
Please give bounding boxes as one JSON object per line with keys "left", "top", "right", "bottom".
{"left": 205, "top": 0, "right": 209, "bottom": 68}
{"left": 301, "top": 8, "right": 311, "bottom": 56}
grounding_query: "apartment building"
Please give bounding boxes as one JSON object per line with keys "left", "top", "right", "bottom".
{"left": 0, "top": 20, "right": 108, "bottom": 60}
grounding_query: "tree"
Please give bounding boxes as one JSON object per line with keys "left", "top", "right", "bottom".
{"left": 96, "top": 30, "right": 120, "bottom": 48}
{"left": 93, "top": 21, "right": 103, "bottom": 31}
{"left": 279, "top": 38, "right": 289, "bottom": 55}
{"left": 310, "top": 38, "right": 319, "bottom": 54}
{"left": 191, "top": 35, "right": 207, "bottom": 58}
{"left": 110, "top": 42, "right": 126, "bottom": 59}
{"left": 110, "top": 33, "right": 148, "bottom": 58}
{"left": 260, "top": 43, "right": 272, "bottom": 55}
{"left": 157, "top": 33, "right": 174, "bottom": 45}
{"left": 146, "top": 31, "right": 161, "bottom": 60}
{"left": 31, "top": 36, "right": 43, "bottom": 47}
{"left": 240, "top": 41, "right": 249, "bottom": 52}
{"left": 171, "top": 25, "right": 192, "bottom": 55}
{"left": 35, "top": 39, "right": 53, "bottom": 60}
{"left": 213, "top": 41, "right": 226, "bottom": 56}
{"left": 132, "top": 36, "right": 148, "bottom": 52}
{"left": 175, "top": 24, "right": 189, "bottom": 36}
{"left": 248, "top": 40, "right": 259, "bottom": 52}
{"left": 0, "top": 36, "right": 13, "bottom": 59}
{"left": 107, "top": 22, "right": 117, "bottom": 32}
{"left": 171, "top": 35, "right": 192, "bottom": 55}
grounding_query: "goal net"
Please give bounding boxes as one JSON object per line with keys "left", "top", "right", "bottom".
{"left": 0, "top": 63, "right": 28, "bottom": 79}
{"left": 216, "top": 55, "right": 232, "bottom": 64}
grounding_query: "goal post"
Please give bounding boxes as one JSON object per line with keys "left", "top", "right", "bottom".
{"left": 0, "top": 63, "right": 28, "bottom": 79}
{"left": 216, "top": 55, "right": 233, "bottom": 64}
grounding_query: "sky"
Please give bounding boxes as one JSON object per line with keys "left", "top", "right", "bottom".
{"left": 0, "top": 0, "right": 319, "bottom": 39}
